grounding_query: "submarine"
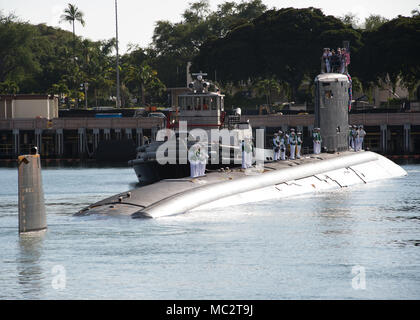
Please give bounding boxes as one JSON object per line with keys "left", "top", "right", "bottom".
{"left": 76, "top": 72, "right": 407, "bottom": 219}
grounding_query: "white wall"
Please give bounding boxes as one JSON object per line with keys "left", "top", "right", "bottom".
{"left": 12, "top": 98, "right": 58, "bottom": 119}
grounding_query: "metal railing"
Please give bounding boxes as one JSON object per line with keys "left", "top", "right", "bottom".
{"left": 0, "top": 117, "right": 165, "bottom": 130}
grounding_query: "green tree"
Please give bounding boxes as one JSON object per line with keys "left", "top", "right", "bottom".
{"left": 125, "top": 62, "right": 166, "bottom": 105}
{"left": 0, "top": 80, "right": 19, "bottom": 94}
{"left": 59, "top": 3, "right": 85, "bottom": 45}
{"left": 364, "top": 14, "right": 388, "bottom": 31}
{"left": 411, "top": 5, "right": 420, "bottom": 16}
{"left": 194, "top": 7, "right": 363, "bottom": 100}
{"left": 150, "top": 0, "right": 267, "bottom": 88}
{"left": 340, "top": 12, "right": 361, "bottom": 28}
{"left": 255, "top": 78, "right": 281, "bottom": 105}
{"left": 0, "top": 13, "right": 40, "bottom": 84}
{"left": 355, "top": 15, "right": 420, "bottom": 94}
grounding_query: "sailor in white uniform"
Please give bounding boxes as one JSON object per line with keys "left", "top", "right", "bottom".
{"left": 279, "top": 131, "right": 286, "bottom": 160}
{"left": 188, "top": 144, "right": 199, "bottom": 178}
{"left": 350, "top": 125, "right": 357, "bottom": 151}
{"left": 357, "top": 125, "right": 366, "bottom": 151}
{"left": 273, "top": 133, "right": 280, "bottom": 161}
{"left": 296, "top": 132, "right": 303, "bottom": 159}
{"left": 241, "top": 140, "right": 247, "bottom": 169}
{"left": 241, "top": 138, "right": 253, "bottom": 168}
{"left": 288, "top": 129, "right": 297, "bottom": 160}
{"left": 197, "top": 143, "right": 208, "bottom": 176}
{"left": 313, "top": 128, "right": 322, "bottom": 154}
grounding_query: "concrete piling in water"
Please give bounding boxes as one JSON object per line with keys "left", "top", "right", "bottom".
{"left": 18, "top": 147, "right": 47, "bottom": 234}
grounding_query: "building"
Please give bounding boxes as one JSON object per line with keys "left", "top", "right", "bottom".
{"left": 0, "top": 95, "right": 59, "bottom": 120}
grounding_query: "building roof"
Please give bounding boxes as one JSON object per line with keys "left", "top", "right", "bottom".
{"left": 0, "top": 94, "right": 57, "bottom": 101}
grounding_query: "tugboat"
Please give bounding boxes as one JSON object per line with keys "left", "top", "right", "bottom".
{"left": 128, "top": 72, "right": 254, "bottom": 184}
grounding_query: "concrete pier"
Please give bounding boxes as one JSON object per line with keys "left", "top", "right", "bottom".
{"left": 1, "top": 114, "right": 420, "bottom": 160}
{"left": 0, "top": 117, "right": 164, "bottom": 161}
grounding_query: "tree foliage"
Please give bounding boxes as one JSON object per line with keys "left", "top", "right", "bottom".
{"left": 1, "top": 2, "right": 419, "bottom": 108}
{"left": 0, "top": 13, "right": 40, "bottom": 84}
{"left": 193, "top": 7, "right": 362, "bottom": 99}
{"left": 193, "top": 7, "right": 419, "bottom": 102}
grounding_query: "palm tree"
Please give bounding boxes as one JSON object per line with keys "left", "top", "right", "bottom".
{"left": 60, "top": 3, "right": 86, "bottom": 56}
{"left": 255, "top": 78, "right": 281, "bottom": 106}
{"left": 125, "top": 62, "right": 165, "bottom": 105}
{"left": 60, "top": 4, "right": 85, "bottom": 108}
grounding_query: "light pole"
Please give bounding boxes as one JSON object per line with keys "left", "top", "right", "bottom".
{"left": 115, "top": 0, "right": 121, "bottom": 108}
{"left": 84, "top": 82, "right": 89, "bottom": 109}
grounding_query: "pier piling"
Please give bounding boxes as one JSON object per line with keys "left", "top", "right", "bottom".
{"left": 18, "top": 147, "right": 47, "bottom": 234}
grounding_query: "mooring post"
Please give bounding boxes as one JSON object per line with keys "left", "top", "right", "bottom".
{"left": 18, "top": 147, "right": 47, "bottom": 234}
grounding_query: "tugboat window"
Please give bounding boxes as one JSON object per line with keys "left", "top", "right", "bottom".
{"left": 178, "top": 96, "right": 185, "bottom": 110}
{"left": 203, "top": 97, "right": 211, "bottom": 110}
{"left": 194, "top": 97, "right": 202, "bottom": 110}
{"left": 186, "top": 96, "right": 193, "bottom": 110}
{"left": 211, "top": 98, "right": 217, "bottom": 110}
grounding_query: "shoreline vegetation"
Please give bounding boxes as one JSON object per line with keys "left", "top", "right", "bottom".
{"left": 0, "top": 1, "right": 419, "bottom": 110}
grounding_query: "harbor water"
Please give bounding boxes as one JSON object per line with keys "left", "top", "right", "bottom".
{"left": 0, "top": 163, "right": 419, "bottom": 299}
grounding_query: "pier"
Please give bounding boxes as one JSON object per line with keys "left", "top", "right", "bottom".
{"left": 247, "top": 112, "right": 420, "bottom": 155}
{"left": 1, "top": 112, "right": 419, "bottom": 162}
{"left": 0, "top": 117, "right": 164, "bottom": 161}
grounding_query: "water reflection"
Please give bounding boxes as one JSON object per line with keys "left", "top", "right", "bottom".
{"left": 17, "top": 232, "right": 46, "bottom": 299}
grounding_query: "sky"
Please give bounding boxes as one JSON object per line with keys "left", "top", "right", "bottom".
{"left": 1, "top": 0, "right": 418, "bottom": 53}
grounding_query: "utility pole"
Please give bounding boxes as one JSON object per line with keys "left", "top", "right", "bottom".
{"left": 115, "top": 0, "right": 121, "bottom": 108}
{"left": 84, "top": 82, "right": 89, "bottom": 110}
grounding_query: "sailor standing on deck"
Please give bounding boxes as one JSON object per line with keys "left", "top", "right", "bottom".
{"left": 357, "top": 125, "right": 366, "bottom": 151}
{"left": 242, "top": 138, "right": 253, "bottom": 168}
{"left": 279, "top": 131, "right": 286, "bottom": 160}
{"left": 241, "top": 139, "right": 247, "bottom": 169}
{"left": 188, "top": 144, "right": 199, "bottom": 178}
{"left": 197, "top": 143, "right": 208, "bottom": 176}
{"left": 350, "top": 125, "right": 357, "bottom": 150}
{"left": 296, "top": 132, "right": 303, "bottom": 159}
{"left": 313, "top": 128, "right": 322, "bottom": 154}
{"left": 273, "top": 133, "right": 280, "bottom": 161}
{"left": 288, "top": 129, "right": 297, "bottom": 160}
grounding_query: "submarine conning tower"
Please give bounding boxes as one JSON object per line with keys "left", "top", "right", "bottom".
{"left": 314, "top": 73, "right": 350, "bottom": 153}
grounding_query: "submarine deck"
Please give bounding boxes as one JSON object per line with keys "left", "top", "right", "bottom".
{"left": 76, "top": 151, "right": 368, "bottom": 217}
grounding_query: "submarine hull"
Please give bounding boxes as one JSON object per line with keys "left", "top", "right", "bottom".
{"left": 76, "top": 151, "right": 406, "bottom": 219}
